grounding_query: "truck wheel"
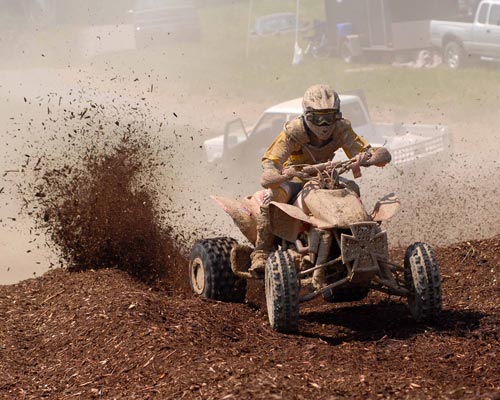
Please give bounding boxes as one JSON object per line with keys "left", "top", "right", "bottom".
{"left": 322, "top": 286, "right": 369, "bottom": 303}
{"left": 189, "top": 237, "right": 247, "bottom": 303}
{"left": 404, "top": 242, "right": 442, "bottom": 321}
{"left": 265, "top": 250, "right": 299, "bottom": 333}
{"left": 444, "top": 41, "right": 465, "bottom": 69}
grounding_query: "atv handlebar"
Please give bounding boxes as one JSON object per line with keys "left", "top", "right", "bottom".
{"left": 283, "top": 147, "right": 391, "bottom": 180}
{"left": 260, "top": 148, "right": 391, "bottom": 189}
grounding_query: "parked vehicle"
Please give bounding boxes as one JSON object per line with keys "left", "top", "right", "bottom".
{"left": 189, "top": 153, "right": 443, "bottom": 332}
{"left": 250, "top": 12, "right": 308, "bottom": 37}
{"left": 203, "top": 92, "right": 451, "bottom": 185}
{"left": 324, "top": 0, "right": 461, "bottom": 63}
{"left": 431, "top": 0, "right": 500, "bottom": 68}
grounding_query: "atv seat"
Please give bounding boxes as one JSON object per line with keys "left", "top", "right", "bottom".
{"left": 287, "top": 177, "right": 360, "bottom": 205}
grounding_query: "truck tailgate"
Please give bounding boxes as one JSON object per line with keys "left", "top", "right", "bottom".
{"left": 374, "top": 123, "right": 451, "bottom": 165}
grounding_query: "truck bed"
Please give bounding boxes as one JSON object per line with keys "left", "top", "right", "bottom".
{"left": 374, "top": 123, "right": 451, "bottom": 165}
{"left": 430, "top": 19, "right": 474, "bottom": 47}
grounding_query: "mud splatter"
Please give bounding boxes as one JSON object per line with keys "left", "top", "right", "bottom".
{"left": 20, "top": 96, "right": 187, "bottom": 286}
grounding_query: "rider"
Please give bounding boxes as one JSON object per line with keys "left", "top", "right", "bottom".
{"left": 249, "top": 84, "right": 390, "bottom": 276}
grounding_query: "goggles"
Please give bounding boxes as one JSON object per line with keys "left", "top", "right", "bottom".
{"left": 305, "top": 110, "right": 338, "bottom": 126}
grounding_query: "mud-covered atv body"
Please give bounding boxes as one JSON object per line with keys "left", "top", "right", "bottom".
{"left": 189, "top": 154, "right": 442, "bottom": 332}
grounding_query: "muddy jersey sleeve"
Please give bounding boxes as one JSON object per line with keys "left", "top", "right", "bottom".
{"left": 261, "top": 131, "right": 298, "bottom": 171}
{"left": 339, "top": 120, "right": 371, "bottom": 159}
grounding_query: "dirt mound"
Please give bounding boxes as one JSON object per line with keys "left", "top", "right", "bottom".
{"left": 1, "top": 236, "right": 498, "bottom": 399}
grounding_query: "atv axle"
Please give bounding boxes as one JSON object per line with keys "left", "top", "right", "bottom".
{"left": 299, "top": 277, "right": 350, "bottom": 303}
{"left": 297, "top": 256, "right": 342, "bottom": 279}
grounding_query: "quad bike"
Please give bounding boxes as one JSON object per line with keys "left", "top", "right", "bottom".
{"left": 189, "top": 150, "right": 442, "bottom": 333}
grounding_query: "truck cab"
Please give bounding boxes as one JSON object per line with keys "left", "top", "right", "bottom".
{"left": 469, "top": 1, "right": 500, "bottom": 57}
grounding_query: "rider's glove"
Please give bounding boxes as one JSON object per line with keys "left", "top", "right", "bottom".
{"left": 371, "top": 147, "right": 391, "bottom": 167}
{"left": 365, "top": 147, "right": 391, "bottom": 167}
{"left": 282, "top": 166, "right": 298, "bottom": 179}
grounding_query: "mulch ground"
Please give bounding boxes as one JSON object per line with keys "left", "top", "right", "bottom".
{"left": 0, "top": 236, "right": 499, "bottom": 400}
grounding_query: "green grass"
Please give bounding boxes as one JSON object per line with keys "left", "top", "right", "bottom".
{"left": 94, "top": 1, "right": 500, "bottom": 122}
{"left": 194, "top": 3, "right": 500, "bottom": 116}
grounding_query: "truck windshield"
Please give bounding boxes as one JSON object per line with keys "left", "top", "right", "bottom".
{"left": 250, "top": 113, "right": 288, "bottom": 148}
{"left": 251, "top": 101, "right": 384, "bottom": 148}
{"left": 342, "top": 102, "right": 369, "bottom": 127}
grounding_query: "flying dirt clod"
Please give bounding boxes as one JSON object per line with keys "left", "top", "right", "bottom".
{"left": 21, "top": 101, "right": 186, "bottom": 286}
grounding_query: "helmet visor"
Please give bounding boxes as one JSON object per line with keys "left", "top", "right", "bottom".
{"left": 305, "top": 110, "right": 336, "bottom": 126}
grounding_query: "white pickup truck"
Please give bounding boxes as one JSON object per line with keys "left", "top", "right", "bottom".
{"left": 204, "top": 92, "right": 450, "bottom": 178}
{"left": 431, "top": 0, "right": 500, "bottom": 68}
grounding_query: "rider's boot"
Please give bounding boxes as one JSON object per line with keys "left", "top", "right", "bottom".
{"left": 249, "top": 206, "right": 274, "bottom": 278}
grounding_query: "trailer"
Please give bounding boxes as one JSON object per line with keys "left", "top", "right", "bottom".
{"left": 324, "top": 0, "right": 462, "bottom": 63}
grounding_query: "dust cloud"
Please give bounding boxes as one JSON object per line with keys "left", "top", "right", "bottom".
{"left": 1, "top": 0, "right": 499, "bottom": 284}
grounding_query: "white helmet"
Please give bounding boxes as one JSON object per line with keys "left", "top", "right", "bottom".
{"left": 302, "top": 84, "right": 341, "bottom": 141}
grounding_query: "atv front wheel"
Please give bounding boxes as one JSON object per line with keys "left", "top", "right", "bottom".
{"left": 189, "top": 237, "right": 247, "bottom": 303}
{"left": 265, "top": 250, "right": 299, "bottom": 333}
{"left": 404, "top": 242, "right": 442, "bottom": 321}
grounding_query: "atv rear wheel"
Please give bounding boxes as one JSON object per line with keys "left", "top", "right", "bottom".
{"left": 265, "top": 250, "right": 299, "bottom": 333}
{"left": 404, "top": 242, "right": 442, "bottom": 321}
{"left": 189, "top": 237, "right": 246, "bottom": 303}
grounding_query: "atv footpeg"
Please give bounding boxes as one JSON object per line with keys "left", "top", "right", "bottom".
{"left": 230, "top": 245, "right": 253, "bottom": 279}
{"left": 341, "top": 222, "right": 388, "bottom": 284}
